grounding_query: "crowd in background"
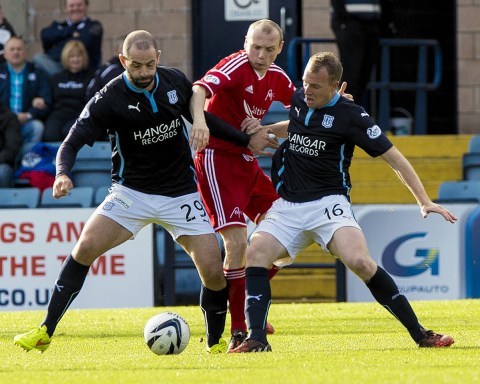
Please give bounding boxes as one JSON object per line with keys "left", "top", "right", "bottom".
{"left": 0, "top": 0, "right": 118, "bottom": 189}
{"left": 0, "top": 0, "right": 396, "bottom": 190}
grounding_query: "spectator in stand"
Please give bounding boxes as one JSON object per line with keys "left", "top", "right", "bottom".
{"left": 85, "top": 36, "right": 124, "bottom": 101}
{"left": 34, "top": 0, "right": 103, "bottom": 76}
{"left": 0, "top": 101, "right": 22, "bottom": 187}
{"left": 0, "top": 3, "right": 16, "bottom": 64}
{"left": 43, "top": 40, "right": 94, "bottom": 142}
{"left": 0, "top": 36, "right": 52, "bottom": 155}
{"left": 331, "top": 0, "right": 395, "bottom": 107}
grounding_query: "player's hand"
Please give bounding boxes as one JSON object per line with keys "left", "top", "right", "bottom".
{"left": 339, "top": 81, "right": 354, "bottom": 101}
{"left": 53, "top": 175, "right": 73, "bottom": 199}
{"left": 248, "top": 129, "right": 279, "bottom": 156}
{"left": 420, "top": 201, "right": 458, "bottom": 223}
{"left": 190, "top": 121, "right": 210, "bottom": 151}
{"left": 241, "top": 117, "right": 262, "bottom": 134}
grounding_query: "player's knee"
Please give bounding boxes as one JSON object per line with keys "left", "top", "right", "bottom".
{"left": 223, "top": 236, "right": 247, "bottom": 256}
{"left": 200, "top": 269, "right": 227, "bottom": 291}
{"left": 346, "top": 255, "right": 376, "bottom": 279}
{"left": 245, "top": 247, "right": 270, "bottom": 268}
{"left": 72, "top": 238, "right": 102, "bottom": 265}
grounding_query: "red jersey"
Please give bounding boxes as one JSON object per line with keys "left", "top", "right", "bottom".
{"left": 193, "top": 50, "right": 295, "bottom": 154}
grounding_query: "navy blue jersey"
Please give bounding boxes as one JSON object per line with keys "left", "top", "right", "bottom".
{"left": 71, "top": 66, "right": 197, "bottom": 197}
{"left": 272, "top": 89, "right": 393, "bottom": 203}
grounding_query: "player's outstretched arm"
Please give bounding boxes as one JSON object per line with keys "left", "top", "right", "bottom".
{"left": 189, "top": 85, "right": 210, "bottom": 151}
{"left": 381, "top": 146, "right": 457, "bottom": 223}
{"left": 241, "top": 118, "right": 289, "bottom": 139}
{"left": 247, "top": 129, "right": 279, "bottom": 156}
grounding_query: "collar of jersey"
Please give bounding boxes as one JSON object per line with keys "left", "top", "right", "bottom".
{"left": 123, "top": 72, "right": 160, "bottom": 112}
{"left": 315, "top": 92, "right": 341, "bottom": 110}
{"left": 123, "top": 72, "right": 159, "bottom": 95}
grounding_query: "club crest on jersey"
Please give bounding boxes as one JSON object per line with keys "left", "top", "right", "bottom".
{"left": 167, "top": 90, "right": 178, "bottom": 104}
{"left": 367, "top": 125, "right": 382, "bottom": 139}
{"left": 322, "top": 114, "right": 334, "bottom": 128}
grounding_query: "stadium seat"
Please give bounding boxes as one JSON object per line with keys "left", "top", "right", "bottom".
{"left": 40, "top": 187, "right": 94, "bottom": 208}
{"left": 469, "top": 135, "right": 480, "bottom": 153}
{"left": 71, "top": 141, "right": 112, "bottom": 190}
{"left": 462, "top": 153, "right": 480, "bottom": 180}
{"left": 256, "top": 156, "right": 272, "bottom": 177}
{"left": 0, "top": 187, "right": 41, "bottom": 208}
{"left": 261, "top": 101, "right": 289, "bottom": 125}
{"left": 94, "top": 185, "right": 111, "bottom": 205}
{"left": 437, "top": 180, "right": 480, "bottom": 203}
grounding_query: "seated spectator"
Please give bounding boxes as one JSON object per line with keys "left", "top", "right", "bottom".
{"left": 43, "top": 40, "right": 94, "bottom": 142}
{"left": 0, "top": 101, "right": 22, "bottom": 187}
{"left": 0, "top": 3, "right": 16, "bottom": 63}
{"left": 0, "top": 36, "right": 52, "bottom": 155}
{"left": 85, "top": 36, "right": 124, "bottom": 101}
{"left": 14, "top": 142, "right": 58, "bottom": 191}
{"left": 34, "top": 0, "right": 103, "bottom": 76}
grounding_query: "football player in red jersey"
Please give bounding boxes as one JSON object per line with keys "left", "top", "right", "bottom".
{"left": 191, "top": 19, "right": 295, "bottom": 351}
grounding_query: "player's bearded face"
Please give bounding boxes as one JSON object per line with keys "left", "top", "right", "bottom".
{"left": 122, "top": 47, "right": 159, "bottom": 90}
{"left": 128, "top": 71, "right": 155, "bottom": 89}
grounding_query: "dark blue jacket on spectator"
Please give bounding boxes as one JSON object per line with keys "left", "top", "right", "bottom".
{"left": 0, "top": 62, "right": 53, "bottom": 120}
{"left": 85, "top": 55, "right": 123, "bottom": 101}
{"left": 0, "top": 102, "right": 22, "bottom": 166}
{"left": 40, "top": 17, "right": 103, "bottom": 71}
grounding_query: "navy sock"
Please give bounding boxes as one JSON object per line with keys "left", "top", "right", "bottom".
{"left": 245, "top": 267, "right": 270, "bottom": 344}
{"left": 199, "top": 284, "right": 228, "bottom": 347}
{"left": 365, "top": 266, "right": 424, "bottom": 342}
{"left": 41, "top": 255, "right": 90, "bottom": 337}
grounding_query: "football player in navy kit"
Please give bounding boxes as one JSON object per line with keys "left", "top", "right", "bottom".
{"left": 13, "top": 30, "right": 277, "bottom": 354}
{"left": 230, "top": 51, "right": 457, "bottom": 353}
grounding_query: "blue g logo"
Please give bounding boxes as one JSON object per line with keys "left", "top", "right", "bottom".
{"left": 382, "top": 233, "right": 439, "bottom": 277}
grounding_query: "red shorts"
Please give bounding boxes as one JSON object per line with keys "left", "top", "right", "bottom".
{"left": 194, "top": 149, "right": 279, "bottom": 231}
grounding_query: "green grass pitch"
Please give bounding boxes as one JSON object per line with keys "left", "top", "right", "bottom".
{"left": 1, "top": 299, "right": 479, "bottom": 384}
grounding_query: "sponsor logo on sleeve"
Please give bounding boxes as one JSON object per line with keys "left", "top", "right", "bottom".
{"left": 204, "top": 74, "right": 220, "bottom": 85}
{"left": 367, "top": 125, "right": 382, "bottom": 139}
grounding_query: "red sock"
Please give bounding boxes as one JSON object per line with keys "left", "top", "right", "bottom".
{"left": 224, "top": 267, "right": 247, "bottom": 333}
{"left": 268, "top": 265, "right": 281, "bottom": 280}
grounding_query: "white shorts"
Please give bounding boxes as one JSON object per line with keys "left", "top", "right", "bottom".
{"left": 94, "top": 183, "right": 214, "bottom": 239}
{"left": 254, "top": 195, "right": 361, "bottom": 267}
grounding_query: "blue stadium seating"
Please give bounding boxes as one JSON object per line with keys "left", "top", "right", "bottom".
{"left": 40, "top": 187, "right": 94, "bottom": 208}
{"left": 261, "top": 101, "right": 289, "bottom": 125}
{"left": 437, "top": 180, "right": 480, "bottom": 203}
{"left": 71, "top": 141, "right": 111, "bottom": 191}
{"left": 463, "top": 152, "right": 480, "bottom": 180}
{"left": 469, "top": 135, "right": 480, "bottom": 153}
{"left": 94, "top": 185, "right": 111, "bottom": 205}
{"left": 0, "top": 188, "right": 41, "bottom": 208}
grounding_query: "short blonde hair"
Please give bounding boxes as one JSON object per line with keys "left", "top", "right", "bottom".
{"left": 307, "top": 52, "right": 343, "bottom": 84}
{"left": 61, "top": 40, "right": 89, "bottom": 70}
{"left": 246, "top": 19, "right": 283, "bottom": 44}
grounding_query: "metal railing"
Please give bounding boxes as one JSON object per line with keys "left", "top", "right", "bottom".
{"left": 369, "top": 38, "right": 442, "bottom": 135}
{"left": 286, "top": 37, "right": 442, "bottom": 134}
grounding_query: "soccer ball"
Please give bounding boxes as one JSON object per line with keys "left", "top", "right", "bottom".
{"left": 143, "top": 312, "right": 190, "bottom": 355}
